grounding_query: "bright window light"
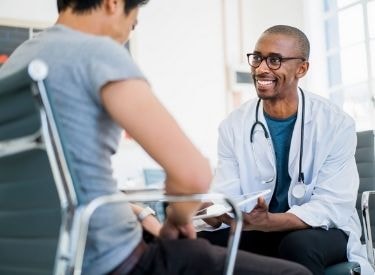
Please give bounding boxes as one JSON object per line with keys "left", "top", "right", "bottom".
{"left": 323, "top": 0, "right": 374, "bottom": 130}
{"left": 341, "top": 44, "right": 368, "bottom": 85}
{"left": 368, "top": 1, "right": 375, "bottom": 39}
{"left": 337, "top": 0, "right": 360, "bottom": 8}
{"left": 338, "top": 5, "right": 365, "bottom": 47}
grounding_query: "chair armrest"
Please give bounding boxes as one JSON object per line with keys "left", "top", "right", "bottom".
{"left": 324, "top": 261, "right": 360, "bottom": 275}
{"left": 72, "top": 192, "right": 243, "bottom": 275}
{"left": 362, "top": 190, "right": 375, "bottom": 268}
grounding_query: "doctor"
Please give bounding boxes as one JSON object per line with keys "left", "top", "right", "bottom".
{"left": 199, "top": 25, "right": 373, "bottom": 274}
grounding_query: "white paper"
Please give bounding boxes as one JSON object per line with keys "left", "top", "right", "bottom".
{"left": 192, "top": 189, "right": 271, "bottom": 220}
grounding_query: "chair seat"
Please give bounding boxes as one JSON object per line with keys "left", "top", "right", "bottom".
{"left": 325, "top": 261, "right": 360, "bottom": 275}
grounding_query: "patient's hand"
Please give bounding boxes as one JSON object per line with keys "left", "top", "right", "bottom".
{"left": 131, "top": 203, "right": 162, "bottom": 236}
{"left": 159, "top": 218, "right": 196, "bottom": 240}
{"left": 142, "top": 214, "right": 162, "bottom": 236}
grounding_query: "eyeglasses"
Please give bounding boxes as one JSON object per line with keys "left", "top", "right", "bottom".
{"left": 247, "top": 53, "right": 306, "bottom": 70}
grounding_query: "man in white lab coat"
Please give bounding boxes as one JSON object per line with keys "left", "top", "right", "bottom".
{"left": 199, "top": 25, "right": 373, "bottom": 275}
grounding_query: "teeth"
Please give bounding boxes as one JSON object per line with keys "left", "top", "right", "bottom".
{"left": 257, "top": 80, "right": 274, "bottom": 85}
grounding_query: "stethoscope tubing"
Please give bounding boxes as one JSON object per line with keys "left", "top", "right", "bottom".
{"left": 250, "top": 88, "right": 306, "bottom": 192}
{"left": 298, "top": 89, "right": 305, "bottom": 183}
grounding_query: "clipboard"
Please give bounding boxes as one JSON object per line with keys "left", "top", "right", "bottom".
{"left": 192, "top": 189, "right": 271, "bottom": 220}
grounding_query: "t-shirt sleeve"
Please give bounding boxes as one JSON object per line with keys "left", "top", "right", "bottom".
{"left": 83, "top": 37, "right": 147, "bottom": 105}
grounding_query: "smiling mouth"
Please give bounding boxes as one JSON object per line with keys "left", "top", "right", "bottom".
{"left": 256, "top": 79, "right": 276, "bottom": 89}
{"left": 257, "top": 80, "right": 275, "bottom": 85}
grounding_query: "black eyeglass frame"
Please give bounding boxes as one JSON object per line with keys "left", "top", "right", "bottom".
{"left": 246, "top": 53, "right": 306, "bottom": 70}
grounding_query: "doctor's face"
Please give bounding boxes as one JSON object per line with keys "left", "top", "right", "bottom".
{"left": 250, "top": 33, "right": 308, "bottom": 101}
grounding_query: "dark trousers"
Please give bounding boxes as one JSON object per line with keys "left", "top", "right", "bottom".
{"left": 198, "top": 228, "right": 348, "bottom": 275}
{"left": 124, "top": 237, "right": 311, "bottom": 275}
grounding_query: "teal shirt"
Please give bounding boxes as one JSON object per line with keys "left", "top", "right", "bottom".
{"left": 264, "top": 111, "right": 297, "bottom": 213}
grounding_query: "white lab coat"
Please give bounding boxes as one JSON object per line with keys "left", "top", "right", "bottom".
{"left": 213, "top": 90, "right": 374, "bottom": 274}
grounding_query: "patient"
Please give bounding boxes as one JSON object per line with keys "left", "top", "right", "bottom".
{"left": 130, "top": 204, "right": 161, "bottom": 237}
{"left": 0, "top": 0, "right": 312, "bottom": 274}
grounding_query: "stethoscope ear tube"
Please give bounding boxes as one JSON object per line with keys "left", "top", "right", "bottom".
{"left": 297, "top": 87, "right": 305, "bottom": 185}
{"left": 250, "top": 100, "right": 269, "bottom": 143}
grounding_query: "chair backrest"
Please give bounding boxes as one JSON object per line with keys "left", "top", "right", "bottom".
{"left": 324, "top": 131, "right": 374, "bottom": 275}
{"left": 0, "top": 60, "right": 78, "bottom": 275}
{"left": 355, "top": 130, "right": 375, "bottom": 244}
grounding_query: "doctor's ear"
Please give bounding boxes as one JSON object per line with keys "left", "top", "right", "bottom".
{"left": 296, "top": 61, "right": 309, "bottom": 79}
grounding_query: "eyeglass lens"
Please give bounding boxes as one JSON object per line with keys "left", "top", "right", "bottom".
{"left": 248, "top": 54, "right": 282, "bottom": 70}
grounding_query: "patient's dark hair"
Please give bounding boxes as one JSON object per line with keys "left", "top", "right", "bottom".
{"left": 57, "top": 0, "right": 149, "bottom": 14}
{"left": 263, "top": 25, "right": 310, "bottom": 60}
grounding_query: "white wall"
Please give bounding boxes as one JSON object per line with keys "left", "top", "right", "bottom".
{"left": 133, "top": 0, "right": 226, "bottom": 162}
{"left": 0, "top": 0, "right": 57, "bottom": 26}
{"left": 242, "top": 0, "right": 305, "bottom": 55}
{"left": 114, "top": 0, "right": 228, "bottom": 184}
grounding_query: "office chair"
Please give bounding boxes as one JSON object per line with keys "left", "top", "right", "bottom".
{"left": 325, "top": 130, "right": 375, "bottom": 275}
{"left": 0, "top": 59, "right": 74, "bottom": 275}
{"left": 360, "top": 130, "right": 375, "bottom": 269}
{"left": 0, "top": 59, "right": 243, "bottom": 275}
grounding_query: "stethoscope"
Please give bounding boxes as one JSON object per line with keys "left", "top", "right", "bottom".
{"left": 250, "top": 88, "right": 306, "bottom": 199}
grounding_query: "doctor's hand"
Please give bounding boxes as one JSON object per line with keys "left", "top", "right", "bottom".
{"left": 242, "top": 196, "right": 271, "bottom": 231}
{"left": 203, "top": 213, "right": 234, "bottom": 228}
{"left": 204, "top": 197, "right": 271, "bottom": 229}
{"left": 241, "top": 197, "right": 309, "bottom": 231}
{"left": 199, "top": 202, "right": 234, "bottom": 228}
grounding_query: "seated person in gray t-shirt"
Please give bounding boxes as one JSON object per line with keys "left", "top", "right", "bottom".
{"left": 0, "top": 0, "right": 312, "bottom": 274}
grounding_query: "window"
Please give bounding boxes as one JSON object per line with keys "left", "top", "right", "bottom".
{"left": 323, "top": 0, "right": 375, "bottom": 130}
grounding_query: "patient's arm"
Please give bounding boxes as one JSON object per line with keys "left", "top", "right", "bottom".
{"left": 131, "top": 203, "right": 162, "bottom": 236}
{"left": 102, "top": 79, "right": 212, "bottom": 239}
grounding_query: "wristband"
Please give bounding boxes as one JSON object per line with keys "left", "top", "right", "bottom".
{"left": 137, "top": 206, "right": 156, "bottom": 222}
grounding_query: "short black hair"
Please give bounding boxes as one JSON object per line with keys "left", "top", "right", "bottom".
{"left": 263, "top": 25, "right": 310, "bottom": 60}
{"left": 57, "top": 0, "right": 149, "bottom": 14}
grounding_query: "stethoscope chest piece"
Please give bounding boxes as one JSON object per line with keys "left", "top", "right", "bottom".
{"left": 292, "top": 183, "right": 306, "bottom": 199}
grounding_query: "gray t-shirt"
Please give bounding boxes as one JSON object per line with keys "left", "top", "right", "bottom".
{"left": 0, "top": 24, "right": 144, "bottom": 275}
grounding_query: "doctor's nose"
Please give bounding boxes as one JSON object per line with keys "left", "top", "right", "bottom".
{"left": 251, "top": 59, "right": 271, "bottom": 75}
{"left": 255, "top": 59, "right": 272, "bottom": 73}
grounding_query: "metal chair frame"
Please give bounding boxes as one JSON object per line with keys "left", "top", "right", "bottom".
{"left": 0, "top": 59, "right": 243, "bottom": 275}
